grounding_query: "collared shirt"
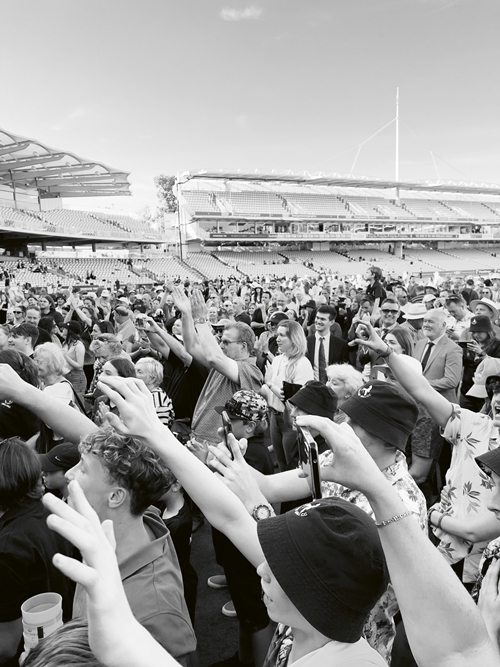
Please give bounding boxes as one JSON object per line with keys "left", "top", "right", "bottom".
{"left": 192, "top": 357, "right": 262, "bottom": 446}
{"left": 431, "top": 404, "right": 499, "bottom": 582}
{"left": 420, "top": 332, "right": 446, "bottom": 365}
{"left": 319, "top": 450, "right": 427, "bottom": 662}
{"left": 73, "top": 512, "right": 196, "bottom": 659}
{"left": 313, "top": 331, "right": 331, "bottom": 381}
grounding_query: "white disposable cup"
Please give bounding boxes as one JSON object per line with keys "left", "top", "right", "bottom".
{"left": 21, "top": 592, "right": 63, "bottom": 650}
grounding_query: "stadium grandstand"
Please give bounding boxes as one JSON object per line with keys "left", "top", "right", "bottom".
{"left": 173, "top": 170, "right": 500, "bottom": 281}
{"left": 4, "top": 124, "right": 500, "bottom": 288}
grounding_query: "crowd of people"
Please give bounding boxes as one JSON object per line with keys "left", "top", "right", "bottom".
{"left": 3, "top": 266, "right": 500, "bottom": 666}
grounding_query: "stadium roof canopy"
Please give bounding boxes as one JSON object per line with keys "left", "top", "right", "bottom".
{"left": 181, "top": 170, "right": 500, "bottom": 196}
{"left": 0, "top": 128, "right": 130, "bottom": 199}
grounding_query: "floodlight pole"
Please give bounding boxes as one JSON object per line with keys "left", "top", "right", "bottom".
{"left": 395, "top": 87, "right": 400, "bottom": 199}
{"left": 175, "top": 173, "right": 183, "bottom": 262}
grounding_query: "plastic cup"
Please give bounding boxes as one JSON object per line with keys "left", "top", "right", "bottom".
{"left": 21, "top": 592, "right": 63, "bottom": 650}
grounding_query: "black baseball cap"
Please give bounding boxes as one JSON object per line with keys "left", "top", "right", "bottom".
{"left": 39, "top": 443, "right": 80, "bottom": 472}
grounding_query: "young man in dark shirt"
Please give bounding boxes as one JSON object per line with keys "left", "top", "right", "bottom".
{"left": 364, "top": 266, "right": 387, "bottom": 310}
{"left": 210, "top": 390, "right": 275, "bottom": 667}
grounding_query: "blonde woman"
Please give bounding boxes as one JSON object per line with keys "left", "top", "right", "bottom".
{"left": 261, "top": 320, "right": 313, "bottom": 471}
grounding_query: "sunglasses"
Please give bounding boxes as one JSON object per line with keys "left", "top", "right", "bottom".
{"left": 12, "top": 311, "right": 22, "bottom": 315}
{"left": 381, "top": 309, "right": 399, "bottom": 314}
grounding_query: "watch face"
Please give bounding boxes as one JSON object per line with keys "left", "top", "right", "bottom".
{"left": 255, "top": 505, "right": 271, "bottom": 521}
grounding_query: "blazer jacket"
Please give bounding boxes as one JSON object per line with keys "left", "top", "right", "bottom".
{"left": 306, "top": 334, "right": 350, "bottom": 369}
{"left": 414, "top": 335, "right": 462, "bottom": 403}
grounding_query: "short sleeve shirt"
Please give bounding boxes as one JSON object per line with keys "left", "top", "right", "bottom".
{"left": 431, "top": 404, "right": 498, "bottom": 580}
{"left": 191, "top": 357, "right": 262, "bottom": 445}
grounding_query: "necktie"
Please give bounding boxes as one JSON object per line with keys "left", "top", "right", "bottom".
{"left": 381, "top": 328, "right": 389, "bottom": 339}
{"left": 318, "top": 337, "right": 327, "bottom": 384}
{"left": 421, "top": 341, "right": 434, "bottom": 371}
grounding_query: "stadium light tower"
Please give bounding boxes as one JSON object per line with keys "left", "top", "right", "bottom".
{"left": 395, "top": 87, "right": 400, "bottom": 200}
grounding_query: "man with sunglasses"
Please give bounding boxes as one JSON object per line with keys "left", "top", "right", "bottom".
{"left": 9, "top": 306, "right": 25, "bottom": 327}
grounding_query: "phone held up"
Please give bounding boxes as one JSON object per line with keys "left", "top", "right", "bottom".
{"left": 296, "top": 425, "right": 322, "bottom": 500}
{"left": 221, "top": 410, "right": 234, "bottom": 461}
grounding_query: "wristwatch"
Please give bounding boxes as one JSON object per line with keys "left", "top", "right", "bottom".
{"left": 194, "top": 317, "right": 207, "bottom": 325}
{"left": 252, "top": 503, "right": 275, "bottom": 522}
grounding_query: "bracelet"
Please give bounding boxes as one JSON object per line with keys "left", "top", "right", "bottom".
{"left": 435, "top": 513, "right": 446, "bottom": 530}
{"left": 378, "top": 344, "right": 394, "bottom": 359}
{"left": 375, "top": 510, "right": 413, "bottom": 528}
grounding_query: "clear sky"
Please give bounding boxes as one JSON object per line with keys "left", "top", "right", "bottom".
{"left": 2, "top": 0, "right": 499, "bottom": 213}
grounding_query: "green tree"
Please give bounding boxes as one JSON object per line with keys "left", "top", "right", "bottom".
{"left": 154, "top": 174, "right": 178, "bottom": 213}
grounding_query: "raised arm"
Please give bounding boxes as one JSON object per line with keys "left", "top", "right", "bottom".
{"left": 144, "top": 317, "right": 192, "bottom": 366}
{"left": 171, "top": 286, "right": 207, "bottom": 365}
{"left": 98, "top": 376, "right": 264, "bottom": 568}
{"left": 351, "top": 323, "right": 453, "bottom": 428}
{"left": 296, "top": 415, "right": 498, "bottom": 667}
{"left": 0, "top": 364, "right": 96, "bottom": 443}
{"left": 190, "top": 290, "right": 240, "bottom": 382}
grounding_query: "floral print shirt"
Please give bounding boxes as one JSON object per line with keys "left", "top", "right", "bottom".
{"left": 319, "top": 449, "right": 427, "bottom": 664}
{"left": 431, "top": 404, "right": 498, "bottom": 582}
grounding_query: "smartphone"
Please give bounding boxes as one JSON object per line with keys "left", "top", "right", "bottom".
{"left": 296, "top": 425, "right": 322, "bottom": 500}
{"left": 457, "top": 341, "right": 469, "bottom": 348}
{"left": 221, "top": 410, "right": 234, "bottom": 460}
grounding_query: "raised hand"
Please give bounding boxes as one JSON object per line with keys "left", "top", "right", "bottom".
{"left": 294, "top": 415, "right": 386, "bottom": 496}
{"left": 207, "top": 433, "right": 265, "bottom": 513}
{"left": 478, "top": 558, "right": 500, "bottom": 648}
{"left": 190, "top": 289, "right": 208, "bottom": 320}
{"left": 97, "top": 376, "right": 163, "bottom": 443}
{"left": 171, "top": 285, "right": 191, "bottom": 315}
{"left": 348, "top": 320, "right": 386, "bottom": 353}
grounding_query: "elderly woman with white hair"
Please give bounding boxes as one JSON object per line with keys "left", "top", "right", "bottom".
{"left": 134, "top": 357, "right": 175, "bottom": 427}
{"left": 326, "top": 363, "right": 364, "bottom": 423}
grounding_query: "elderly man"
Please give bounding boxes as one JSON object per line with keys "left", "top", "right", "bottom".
{"left": 232, "top": 296, "right": 251, "bottom": 326}
{"left": 114, "top": 305, "right": 138, "bottom": 353}
{"left": 411, "top": 309, "right": 462, "bottom": 499}
{"left": 415, "top": 309, "right": 462, "bottom": 402}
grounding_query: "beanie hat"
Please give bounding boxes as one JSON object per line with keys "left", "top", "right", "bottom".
{"left": 257, "top": 497, "right": 389, "bottom": 642}
{"left": 341, "top": 380, "right": 418, "bottom": 450}
{"left": 288, "top": 380, "right": 337, "bottom": 417}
